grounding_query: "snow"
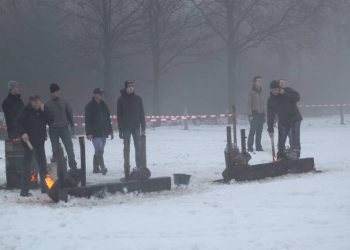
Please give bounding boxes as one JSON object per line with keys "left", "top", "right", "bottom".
{"left": 0, "top": 116, "right": 349, "bottom": 250}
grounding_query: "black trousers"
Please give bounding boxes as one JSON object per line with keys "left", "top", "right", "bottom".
{"left": 277, "top": 120, "right": 301, "bottom": 158}
{"left": 21, "top": 143, "right": 48, "bottom": 194}
{"left": 248, "top": 113, "right": 265, "bottom": 150}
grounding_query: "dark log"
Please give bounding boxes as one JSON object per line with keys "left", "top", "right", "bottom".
{"left": 56, "top": 177, "right": 171, "bottom": 202}
{"left": 232, "top": 158, "right": 315, "bottom": 181}
{"left": 232, "top": 105, "right": 237, "bottom": 144}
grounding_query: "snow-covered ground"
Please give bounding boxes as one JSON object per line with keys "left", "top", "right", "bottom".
{"left": 0, "top": 116, "right": 349, "bottom": 250}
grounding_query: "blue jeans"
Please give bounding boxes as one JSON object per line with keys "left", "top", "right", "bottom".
{"left": 278, "top": 120, "right": 301, "bottom": 158}
{"left": 49, "top": 127, "right": 77, "bottom": 170}
{"left": 124, "top": 128, "right": 141, "bottom": 168}
{"left": 92, "top": 137, "right": 106, "bottom": 157}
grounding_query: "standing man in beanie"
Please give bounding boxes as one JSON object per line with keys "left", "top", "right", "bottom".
{"left": 2, "top": 81, "right": 24, "bottom": 139}
{"left": 17, "top": 95, "right": 54, "bottom": 196}
{"left": 117, "top": 80, "right": 146, "bottom": 180}
{"left": 85, "top": 88, "right": 113, "bottom": 175}
{"left": 45, "top": 83, "right": 79, "bottom": 174}
{"left": 267, "top": 80, "right": 302, "bottom": 159}
{"left": 247, "top": 76, "right": 265, "bottom": 152}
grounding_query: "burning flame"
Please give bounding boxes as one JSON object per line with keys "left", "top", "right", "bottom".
{"left": 273, "top": 156, "right": 277, "bottom": 162}
{"left": 45, "top": 175, "right": 55, "bottom": 190}
{"left": 30, "top": 171, "right": 37, "bottom": 182}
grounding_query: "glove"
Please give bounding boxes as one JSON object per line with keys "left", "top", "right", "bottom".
{"left": 141, "top": 128, "right": 146, "bottom": 136}
{"left": 119, "top": 130, "right": 124, "bottom": 139}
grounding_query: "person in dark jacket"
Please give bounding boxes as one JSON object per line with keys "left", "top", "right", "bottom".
{"left": 17, "top": 95, "right": 54, "bottom": 197}
{"left": 45, "top": 83, "right": 78, "bottom": 172}
{"left": 1, "top": 81, "right": 24, "bottom": 139}
{"left": 247, "top": 76, "right": 265, "bottom": 152}
{"left": 117, "top": 80, "right": 146, "bottom": 180}
{"left": 85, "top": 88, "right": 113, "bottom": 175}
{"left": 267, "top": 80, "right": 302, "bottom": 159}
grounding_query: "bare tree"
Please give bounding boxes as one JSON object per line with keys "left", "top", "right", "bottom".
{"left": 59, "top": 0, "right": 143, "bottom": 108}
{"left": 140, "top": 0, "right": 206, "bottom": 115}
{"left": 192, "top": 0, "right": 327, "bottom": 108}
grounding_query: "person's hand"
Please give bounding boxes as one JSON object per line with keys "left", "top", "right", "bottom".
{"left": 248, "top": 115, "right": 253, "bottom": 122}
{"left": 87, "top": 134, "right": 93, "bottom": 141}
{"left": 269, "top": 132, "right": 274, "bottom": 138}
{"left": 279, "top": 88, "right": 285, "bottom": 94}
{"left": 141, "top": 129, "right": 146, "bottom": 136}
{"left": 21, "top": 133, "right": 29, "bottom": 141}
{"left": 119, "top": 130, "right": 124, "bottom": 139}
{"left": 70, "top": 127, "right": 75, "bottom": 136}
{"left": 110, "top": 132, "right": 114, "bottom": 140}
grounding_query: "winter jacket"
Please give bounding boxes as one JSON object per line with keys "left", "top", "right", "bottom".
{"left": 117, "top": 90, "right": 145, "bottom": 131}
{"left": 17, "top": 104, "right": 54, "bottom": 147}
{"left": 1, "top": 93, "right": 24, "bottom": 138}
{"left": 84, "top": 98, "right": 112, "bottom": 137}
{"left": 248, "top": 86, "right": 265, "bottom": 115}
{"left": 45, "top": 97, "right": 74, "bottom": 128}
{"left": 267, "top": 87, "right": 302, "bottom": 133}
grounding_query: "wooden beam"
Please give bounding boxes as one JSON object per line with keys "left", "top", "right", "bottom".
{"left": 232, "top": 158, "right": 315, "bottom": 181}
{"left": 55, "top": 177, "right": 171, "bottom": 202}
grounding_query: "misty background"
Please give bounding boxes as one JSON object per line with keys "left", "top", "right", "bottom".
{"left": 0, "top": 0, "right": 349, "bottom": 116}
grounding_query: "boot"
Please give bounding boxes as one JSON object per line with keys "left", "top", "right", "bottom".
{"left": 98, "top": 155, "right": 108, "bottom": 175}
{"left": 93, "top": 155, "right": 101, "bottom": 174}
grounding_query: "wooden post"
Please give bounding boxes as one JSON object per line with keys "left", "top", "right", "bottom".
{"left": 55, "top": 143, "right": 67, "bottom": 188}
{"left": 79, "top": 136, "right": 86, "bottom": 187}
{"left": 184, "top": 107, "right": 189, "bottom": 130}
{"left": 240, "top": 129, "right": 247, "bottom": 153}
{"left": 340, "top": 105, "right": 345, "bottom": 125}
{"left": 140, "top": 135, "right": 147, "bottom": 168}
{"left": 232, "top": 105, "right": 237, "bottom": 145}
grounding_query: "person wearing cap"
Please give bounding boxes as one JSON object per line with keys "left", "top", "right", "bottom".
{"left": 117, "top": 80, "right": 146, "bottom": 180}
{"left": 247, "top": 76, "right": 265, "bottom": 152}
{"left": 16, "top": 95, "right": 54, "bottom": 196}
{"left": 267, "top": 80, "right": 302, "bottom": 160}
{"left": 2, "top": 80, "right": 24, "bottom": 139}
{"left": 45, "top": 83, "right": 79, "bottom": 174}
{"left": 84, "top": 88, "right": 113, "bottom": 175}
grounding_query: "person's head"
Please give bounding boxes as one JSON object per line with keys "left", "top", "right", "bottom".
{"left": 278, "top": 79, "right": 286, "bottom": 88}
{"left": 8, "top": 80, "right": 21, "bottom": 95}
{"left": 270, "top": 80, "right": 281, "bottom": 96}
{"left": 124, "top": 80, "right": 135, "bottom": 95}
{"left": 50, "top": 83, "right": 61, "bottom": 98}
{"left": 253, "top": 76, "right": 262, "bottom": 89}
{"left": 93, "top": 88, "right": 104, "bottom": 102}
{"left": 29, "top": 95, "right": 42, "bottom": 110}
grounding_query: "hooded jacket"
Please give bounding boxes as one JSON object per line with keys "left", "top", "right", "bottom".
{"left": 267, "top": 87, "right": 302, "bottom": 133}
{"left": 17, "top": 104, "right": 54, "bottom": 147}
{"left": 84, "top": 98, "right": 112, "bottom": 137}
{"left": 117, "top": 89, "right": 145, "bottom": 131}
{"left": 2, "top": 93, "right": 24, "bottom": 138}
{"left": 45, "top": 96, "right": 75, "bottom": 128}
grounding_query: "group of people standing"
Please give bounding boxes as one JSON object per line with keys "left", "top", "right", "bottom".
{"left": 2, "top": 80, "right": 145, "bottom": 197}
{"left": 247, "top": 76, "right": 302, "bottom": 159}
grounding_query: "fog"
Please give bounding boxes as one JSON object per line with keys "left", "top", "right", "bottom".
{"left": 1, "top": 0, "right": 349, "bottom": 116}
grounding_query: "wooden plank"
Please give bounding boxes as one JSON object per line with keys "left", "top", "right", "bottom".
{"left": 232, "top": 158, "right": 315, "bottom": 181}
{"left": 55, "top": 177, "right": 171, "bottom": 202}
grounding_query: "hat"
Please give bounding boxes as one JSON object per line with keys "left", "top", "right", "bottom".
{"left": 124, "top": 80, "right": 135, "bottom": 89}
{"left": 8, "top": 80, "right": 20, "bottom": 91}
{"left": 93, "top": 88, "right": 104, "bottom": 95}
{"left": 50, "top": 83, "right": 60, "bottom": 93}
{"left": 29, "top": 94, "right": 41, "bottom": 102}
{"left": 269, "top": 80, "right": 280, "bottom": 89}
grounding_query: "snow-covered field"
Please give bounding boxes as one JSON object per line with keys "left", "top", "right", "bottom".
{"left": 0, "top": 116, "right": 349, "bottom": 250}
